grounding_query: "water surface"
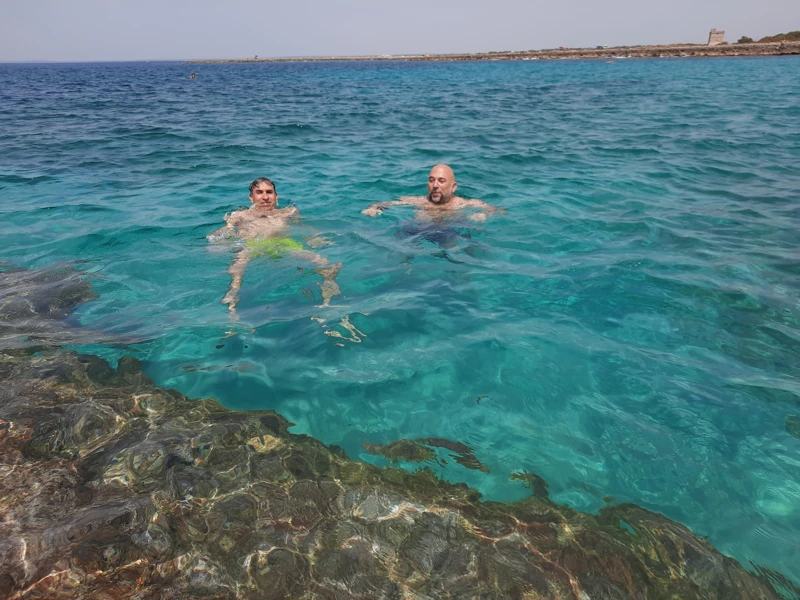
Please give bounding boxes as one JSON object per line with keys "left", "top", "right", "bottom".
{"left": 1, "top": 57, "right": 799, "bottom": 583}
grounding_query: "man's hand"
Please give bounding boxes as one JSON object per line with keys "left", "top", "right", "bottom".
{"left": 469, "top": 213, "right": 487, "bottom": 223}
{"left": 207, "top": 230, "right": 231, "bottom": 243}
{"left": 362, "top": 206, "right": 384, "bottom": 217}
{"left": 208, "top": 221, "right": 235, "bottom": 242}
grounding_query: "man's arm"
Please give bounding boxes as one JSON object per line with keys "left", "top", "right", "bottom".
{"left": 461, "top": 199, "right": 503, "bottom": 222}
{"left": 361, "top": 197, "right": 419, "bottom": 217}
{"left": 207, "top": 211, "right": 242, "bottom": 242}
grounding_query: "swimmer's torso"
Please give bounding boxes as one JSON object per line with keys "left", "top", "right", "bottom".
{"left": 229, "top": 206, "right": 299, "bottom": 239}
{"left": 403, "top": 196, "right": 478, "bottom": 223}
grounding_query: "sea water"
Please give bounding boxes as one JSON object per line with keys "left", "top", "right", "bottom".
{"left": 1, "top": 57, "right": 799, "bottom": 583}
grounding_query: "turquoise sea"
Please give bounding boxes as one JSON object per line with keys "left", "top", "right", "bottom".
{"left": 1, "top": 58, "right": 799, "bottom": 584}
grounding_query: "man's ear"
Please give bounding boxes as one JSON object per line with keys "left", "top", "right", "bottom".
{"left": 452, "top": 182, "right": 458, "bottom": 194}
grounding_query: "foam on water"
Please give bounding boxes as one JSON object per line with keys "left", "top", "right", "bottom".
{"left": 1, "top": 58, "right": 799, "bottom": 583}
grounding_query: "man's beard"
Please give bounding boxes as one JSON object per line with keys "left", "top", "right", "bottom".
{"left": 427, "top": 191, "right": 451, "bottom": 204}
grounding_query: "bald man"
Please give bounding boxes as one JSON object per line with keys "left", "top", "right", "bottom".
{"left": 361, "top": 164, "right": 499, "bottom": 223}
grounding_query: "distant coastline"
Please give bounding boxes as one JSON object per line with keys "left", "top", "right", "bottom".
{"left": 188, "top": 41, "right": 800, "bottom": 64}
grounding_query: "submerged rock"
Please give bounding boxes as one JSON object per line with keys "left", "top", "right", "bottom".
{"left": 0, "top": 265, "right": 143, "bottom": 351}
{"left": 0, "top": 348, "right": 785, "bottom": 599}
{"left": 0, "top": 266, "right": 97, "bottom": 350}
{"left": 510, "top": 470, "right": 550, "bottom": 499}
{"left": 0, "top": 265, "right": 96, "bottom": 318}
{"left": 787, "top": 415, "right": 800, "bottom": 439}
{"left": 363, "top": 439, "right": 436, "bottom": 463}
{"left": 363, "top": 436, "right": 490, "bottom": 473}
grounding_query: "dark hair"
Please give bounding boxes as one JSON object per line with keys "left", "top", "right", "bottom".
{"left": 249, "top": 177, "right": 276, "bottom": 193}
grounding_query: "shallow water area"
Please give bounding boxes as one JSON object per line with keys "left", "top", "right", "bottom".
{"left": 1, "top": 57, "right": 800, "bottom": 587}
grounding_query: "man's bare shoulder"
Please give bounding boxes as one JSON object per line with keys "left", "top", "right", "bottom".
{"left": 398, "top": 196, "right": 427, "bottom": 206}
{"left": 277, "top": 206, "right": 300, "bottom": 217}
{"left": 226, "top": 208, "right": 251, "bottom": 223}
{"left": 233, "top": 207, "right": 298, "bottom": 222}
{"left": 452, "top": 196, "right": 484, "bottom": 208}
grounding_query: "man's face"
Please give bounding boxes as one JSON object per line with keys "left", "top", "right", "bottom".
{"left": 427, "top": 166, "right": 457, "bottom": 204}
{"left": 249, "top": 182, "right": 278, "bottom": 209}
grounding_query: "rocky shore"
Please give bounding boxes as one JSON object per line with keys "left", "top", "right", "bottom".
{"left": 0, "top": 267, "right": 793, "bottom": 599}
{"left": 188, "top": 41, "right": 800, "bottom": 64}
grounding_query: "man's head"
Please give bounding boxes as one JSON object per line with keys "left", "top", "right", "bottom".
{"left": 427, "top": 164, "right": 457, "bottom": 205}
{"left": 249, "top": 177, "right": 278, "bottom": 210}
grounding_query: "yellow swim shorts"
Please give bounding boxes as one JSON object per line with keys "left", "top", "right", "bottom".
{"left": 245, "top": 237, "right": 303, "bottom": 258}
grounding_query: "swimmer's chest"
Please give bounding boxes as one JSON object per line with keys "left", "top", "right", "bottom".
{"left": 417, "top": 207, "right": 463, "bottom": 223}
{"left": 418, "top": 198, "right": 470, "bottom": 220}
{"left": 238, "top": 214, "right": 290, "bottom": 237}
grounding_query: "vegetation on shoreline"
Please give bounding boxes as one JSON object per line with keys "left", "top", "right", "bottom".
{"left": 758, "top": 30, "right": 800, "bottom": 43}
{"left": 738, "top": 30, "right": 800, "bottom": 44}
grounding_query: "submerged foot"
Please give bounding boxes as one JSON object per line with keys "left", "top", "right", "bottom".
{"left": 315, "top": 262, "right": 342, "bottom": 307}
{"left": 318, "top": 281, "right": 341, "bottom": 307}
{"left": 222, "top": 292, "right": 239, "bottom": 320}
{"left": 432, "top": 250, "right": 464, "bottom": 264}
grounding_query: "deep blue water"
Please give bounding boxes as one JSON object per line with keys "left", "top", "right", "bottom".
{"left": 1, "top": 58, "right": 799, "bottom": 583}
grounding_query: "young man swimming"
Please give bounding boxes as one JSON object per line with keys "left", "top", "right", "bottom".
{"left": 208, "top": 178, "right": 341, "bottom": 318}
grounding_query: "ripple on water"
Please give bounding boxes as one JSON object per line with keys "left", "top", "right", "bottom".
{"left": 0, "top": 57, "right": 799, "bottom": 587}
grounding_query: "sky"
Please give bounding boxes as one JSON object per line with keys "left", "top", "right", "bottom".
{"left": 1, "top": 0, "right": 798, "bottom": 62}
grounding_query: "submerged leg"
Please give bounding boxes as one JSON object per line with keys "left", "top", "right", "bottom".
{"left": 223, "top": 249, "right": 253, "bottom": 319}
{"left": 316, "top": 262, "right": 342, "bottom": 306}
{"left": 292, "top": 250, "right": 342, "bottom": 306}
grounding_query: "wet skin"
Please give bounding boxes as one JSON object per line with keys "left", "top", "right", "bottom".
{"left": 208, "top": 181, "right": 341, "bottom": 318}
{"left": 362, "top": 164, "right": 500, "bottom": 223}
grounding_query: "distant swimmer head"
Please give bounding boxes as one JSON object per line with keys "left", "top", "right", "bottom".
{"left": 249, "top": 177, "right": 278, "bottom": 210}
{"left": 427, "top": 164, "right": 457, "bottom": 205}
{"left": 190, "top": 73, "right": 196, "bottom": 79}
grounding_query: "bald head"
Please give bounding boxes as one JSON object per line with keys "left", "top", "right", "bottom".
{"left": 427, "top": 164, "right": 458, "bottom": 205}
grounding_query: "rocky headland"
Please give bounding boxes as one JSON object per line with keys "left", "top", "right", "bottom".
{"left": 0, "top": 267, "right": 794, "bottom": 599}
{"left": 188, "top": 41, "right": 800, "bottom": 64}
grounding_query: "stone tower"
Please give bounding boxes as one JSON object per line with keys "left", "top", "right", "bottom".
{"left": 708, "top": 29, "right": 725, "bottom": 46}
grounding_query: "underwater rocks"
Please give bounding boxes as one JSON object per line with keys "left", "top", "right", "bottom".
{"left": 0, "top": 266, "right": 98, "bottom": 350}
{"left": 787, "top": 416, "right": 800, "bottom": 439}
{"left": 0, "top": 348, "right": 784, "bottom": 599}
{"left": 363, "top": 439, "right": 437, "bottom": 463}
{"left": 363, "top": 437, "right": 490, "bottom": 473}
{"left": 0, "top": 265, "right": 144, "bottom": 351}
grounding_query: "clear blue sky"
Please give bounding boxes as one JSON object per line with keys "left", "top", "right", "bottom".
{"left": 1, "top": 0, "right": 798, "bottom": 62}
